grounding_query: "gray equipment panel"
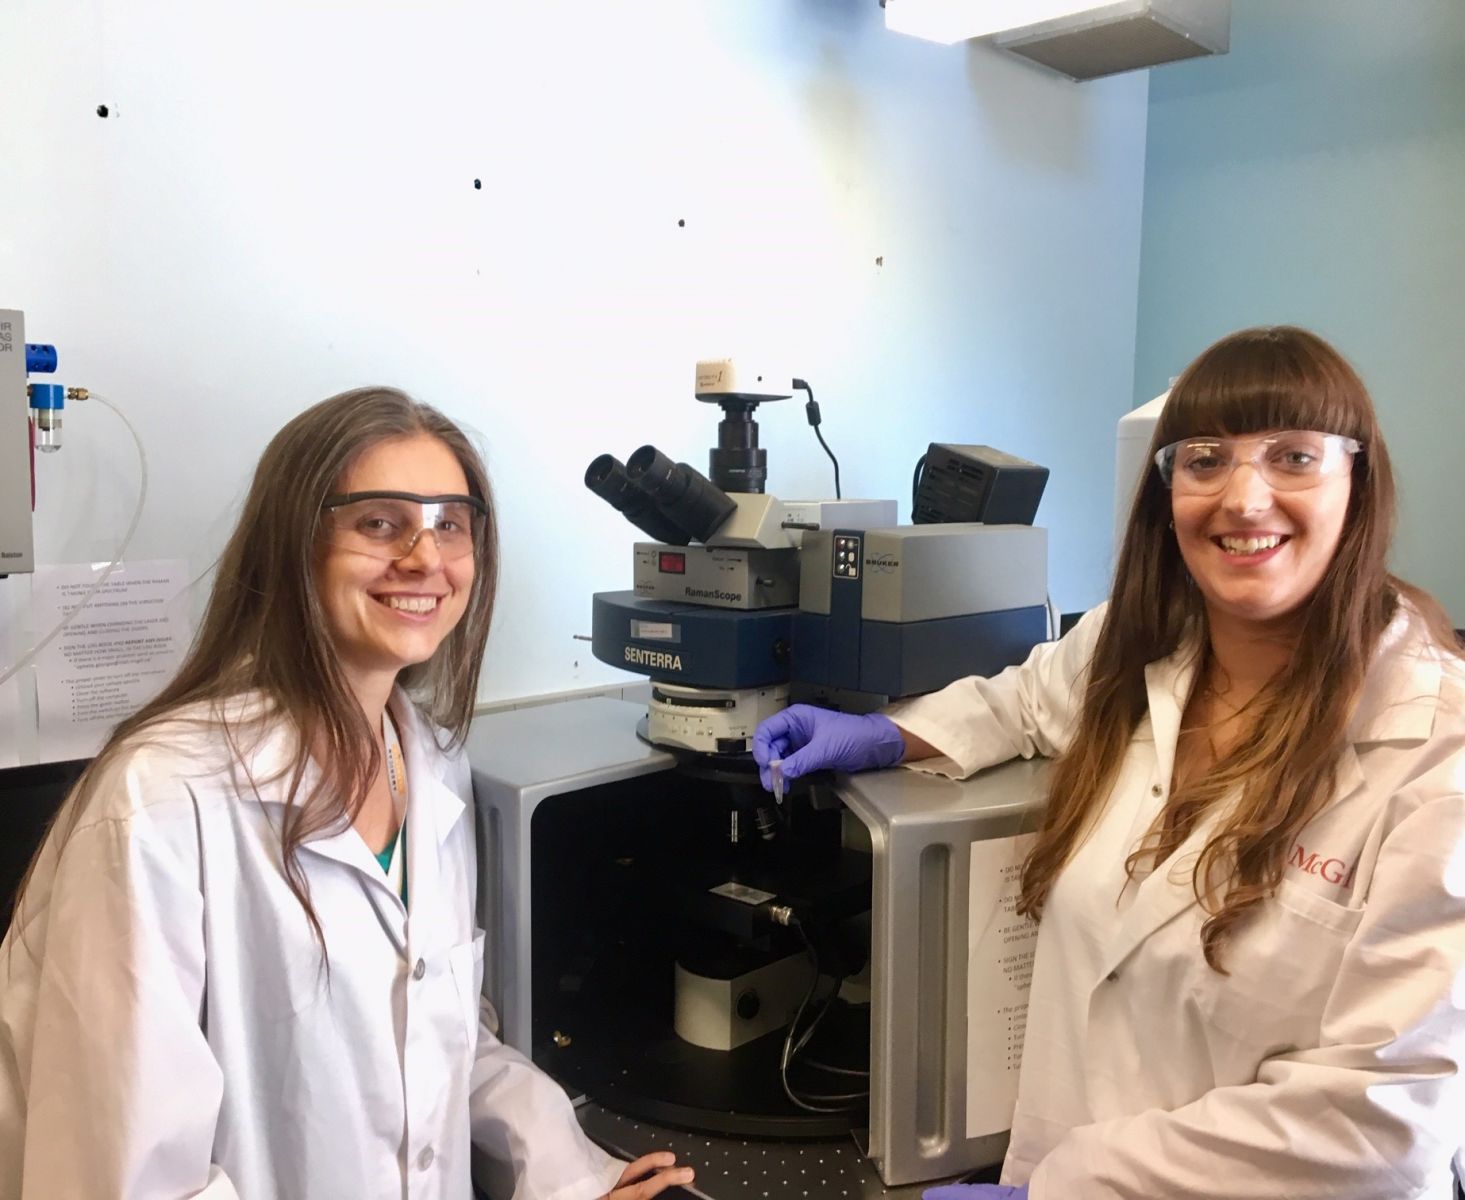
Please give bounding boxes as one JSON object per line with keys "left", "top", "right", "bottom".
{"left": 466, "top": 698, "right": 676, "bottom": 1051}
{"left": 836, "top": 760, "right": 1048, "bottom": 1187}
{"left": 707, "top": 496, "right": 898, "bottom": 551}
{"left": 799, "top": 526, "right": 1047, "bottom": 621}
{"left": 791, "top": 605, "right": 1046, "bottom": 699}
{"left": 0, "top": 309, "right": 34, "bottom": 574}
{"left": 633, "top": 542, "right": 799, "bottom": 610}
{"left": 467, "top": 698, "right": 1049, "bottom": 1189}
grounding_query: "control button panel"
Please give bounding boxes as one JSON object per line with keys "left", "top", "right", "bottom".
{"left": 833, "top": 534, "right": 861, "bottom": 579}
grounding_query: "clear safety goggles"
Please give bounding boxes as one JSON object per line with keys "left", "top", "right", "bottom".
{"left": 1154, "top": 431, "right": 1362, "bottom": 496}
{"left": 319, "top": 490, "right": 487, "bottom": 561}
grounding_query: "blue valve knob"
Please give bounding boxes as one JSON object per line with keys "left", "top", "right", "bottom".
{"left": 25, "top": 343, "right": 57, "bottom": 374}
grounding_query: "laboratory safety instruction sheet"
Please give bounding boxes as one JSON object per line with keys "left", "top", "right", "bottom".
{"left": 0, "top": 580, "right": 23, "bottom": 767}
{"left": 32, "top": 559, "right": 189, "bottom": 762}
{"left": 966, "top": 832, "right": 1038, "bottom": 1138}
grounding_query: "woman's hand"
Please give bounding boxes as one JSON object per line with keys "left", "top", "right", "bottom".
{"left": 604, "top": 1152, "right": 695, "bottom": 1199}
{"left": 750, "top": 705, "right": 906, "bottom": 791}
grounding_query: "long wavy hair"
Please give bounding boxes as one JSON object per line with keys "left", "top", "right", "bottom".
{"left": 13, "top": 387, "right": 498, "bottom": 953}
{"left": 1016, "top": 326, "right": 1456, "bottom": 970}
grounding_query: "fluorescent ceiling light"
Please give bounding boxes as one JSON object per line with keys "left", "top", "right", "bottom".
{"left": 885, "top": 0, "right": 1116, "bottom": 45}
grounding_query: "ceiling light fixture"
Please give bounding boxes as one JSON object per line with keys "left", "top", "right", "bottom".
{"left": 884, "top": 0, "right": 1115, "bottom": 45}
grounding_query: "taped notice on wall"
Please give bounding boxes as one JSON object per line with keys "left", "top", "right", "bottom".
{"left": 966, "top": 831, "right": 1039, "bottom": 1139}
{"left": 0, "top": 579, "right": 25, "bottom": 767}
{"left": 32, "top": 560, "right": 189, "bottom": 762}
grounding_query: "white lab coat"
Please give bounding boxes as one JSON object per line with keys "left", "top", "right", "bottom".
{"left": 0, "top": 690, "right": 624, "bottom": 1200}
{"left": 886, "top": 604, "right": 1465, "bottom": 1199}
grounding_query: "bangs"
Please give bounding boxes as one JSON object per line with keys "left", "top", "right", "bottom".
{"left": 1156, "top": 327, "right": 1374, "bottom": 446}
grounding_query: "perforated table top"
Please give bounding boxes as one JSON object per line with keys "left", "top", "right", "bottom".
{"left": 578, "top": 1103, "right": 1000, "bottom": 1200}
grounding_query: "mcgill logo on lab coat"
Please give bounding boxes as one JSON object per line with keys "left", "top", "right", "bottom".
{"left": 1287, "top": 842, "right": 1357, "bottom": 889}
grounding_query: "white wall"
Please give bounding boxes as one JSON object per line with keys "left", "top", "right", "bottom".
{"left": 3, "top": 0, "right": 1148, "bottom": 723}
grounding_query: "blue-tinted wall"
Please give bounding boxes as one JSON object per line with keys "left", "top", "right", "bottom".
{"left": 1134, "top": 0, "right": 1465, "bottom": 615}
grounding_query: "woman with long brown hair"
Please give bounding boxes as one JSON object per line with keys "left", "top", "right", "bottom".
{"left": 754, "top": 327, "right": 1465, "bottom": 1198}
{"left": 0, "top": 389, "right": 691, "bottom": 1200}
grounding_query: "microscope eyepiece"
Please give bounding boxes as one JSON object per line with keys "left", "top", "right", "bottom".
{"left": 625, "top": 446, "right": 737, "bottom": 544}
{"left": 584, "top": 454, "right": 694, "bottom": 545}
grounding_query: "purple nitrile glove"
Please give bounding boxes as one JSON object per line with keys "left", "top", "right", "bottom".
{"left": 923, "top": 1186, "right": 1028, "bottom": 1200}
{"left": 751, "top": 704, "right": 906, "bottom": 792}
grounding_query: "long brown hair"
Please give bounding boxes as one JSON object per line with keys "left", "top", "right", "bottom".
{"left": 1017, "top": 326, "right": 1456, "bottom": 969}
{"left": 13, "top": 387, "right": 499, "bottom": 952}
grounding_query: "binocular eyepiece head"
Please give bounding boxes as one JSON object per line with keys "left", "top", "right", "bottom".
{"left": 585, "top": 448, "right": 736, "bottom": 545}
{"left": 584, "top": 454, "right": 693, "bottom": 545}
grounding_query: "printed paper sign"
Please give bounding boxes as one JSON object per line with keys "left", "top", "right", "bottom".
{"left": 32, "top": 560, "right": 190, "bottom": 762}
{"left": 0, "top": 675, "right": 19, "bottom": 767}
{"left": 967, "top": 832, "right": 1039, "bottom": 1138}
{"left": 0, "top": 577, "right": 30, "bottom": 766}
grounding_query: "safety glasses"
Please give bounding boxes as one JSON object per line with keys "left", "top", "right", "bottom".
{"left": 1154, "top": 431, "right": 1362, "bottom": 496}
{"left": 319, "top": 490, "right": 487, "bottom": 561}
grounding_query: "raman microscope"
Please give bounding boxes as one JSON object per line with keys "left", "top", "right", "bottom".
{"left": 584, "top": 360, "right": 1049, "bottom": 752}
{"left": 467, "top": 363, "right": 1055, "bottom": 1196}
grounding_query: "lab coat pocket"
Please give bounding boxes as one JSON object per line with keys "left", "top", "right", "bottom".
{"left": 449, "top": 928, "right": 488, "bottom": 1046}
{"left": 1271, "top": 877, "right": 1366, "bottom": 935}
{"left": 1192, "top": 880, "right": 1364, "bottom": 1061}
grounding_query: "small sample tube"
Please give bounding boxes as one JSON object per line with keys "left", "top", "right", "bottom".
{"left": 769, "top": 757, "right": 785, "bottom": 806}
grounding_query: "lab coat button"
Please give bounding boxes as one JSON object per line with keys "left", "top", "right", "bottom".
{"left": 1106, "top": 970, "right": 1119, "bottom": 982}
{"left": 1150, "top": 784, "right": 1163, "bottom": 797}
{"left": 418, "top": 1146, "right": 435, "bottom": 1170}
{"left": 413, "top": 958, "right": 426, "bottom": 980}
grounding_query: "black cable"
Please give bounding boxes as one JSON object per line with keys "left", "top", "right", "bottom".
{"left": 911, "top": 453, "right": 927, "bottom": 516}
{"left": 778, "top": 915, "right": 869, "bottom": 1112}
{"left": 793, "top": 378, "right": 841, "bottom": 500}
{"left": 779, "top": 929, "right": 839, "bottom": 1110}
{"left": 803, "top": 1059, "right": 869, "bottom": 1077}
{"left": 782, "top": 975, "right": 865, "bottom": 1107}
{"left": 788, "top": 972, "right": 841, "bottom": 1061}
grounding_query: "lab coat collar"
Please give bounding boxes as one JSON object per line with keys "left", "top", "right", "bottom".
{"left": 1345, "top": 604, "right": 1442, "bottom": 746}
{"left": 390, "top": 693, "right": 467, "bottom": 955}
{"left": 1143, "top": 642, "right": 1205, "bottom": 797}
{"left": 290, "top": 692, "right": 467, "bottom": 956}
{"left": 1141, "top": 605, "right": 1442, "bottom": 793}
{"left": 386, "top": 689, "right": 467, "bottom": 848}
{"left": 1101, "top": 604, "right": 1444, "bottom": 981}
{"left": 1331, "top": 604, "right": 1443, "bottom": 802}
{"left": 232, "top": 687, "right": 466, "bottom": 855}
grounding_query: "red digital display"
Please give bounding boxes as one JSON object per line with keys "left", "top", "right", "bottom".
{"left": 658, "top": 551, "right": 686, "bottom": 574}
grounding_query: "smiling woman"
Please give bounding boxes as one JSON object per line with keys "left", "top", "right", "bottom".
{"left": 0, "top": 388, "right": 692, "bottom": 1200}
{"left": 315, "top": 439, "right": 482, "bottom": 704}
{"left": 754, "top": 327, "right": 1465, "bottom": 1199}
{"left": 1165, "top": 424, "right": 1356, "bottom": 631}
